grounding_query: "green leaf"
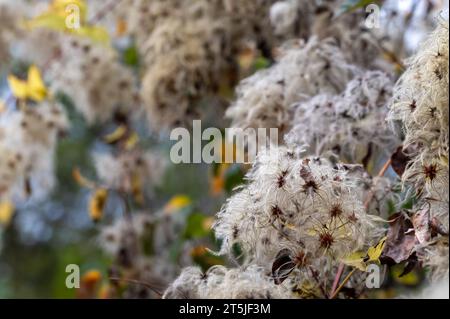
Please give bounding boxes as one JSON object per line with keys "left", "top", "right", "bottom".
{"left": 253, "top": 57, "right": 271, "bottom": 71}
{"left": 337, "top": 0, "right": 382, "bottom": 16}
{"left": 402, "top": 196, "right": 416, "bottom": 210}
{"left": 123, "top": 46, "right": 139, "bottom": 67}
{"left": 387, "top": 199, "right": 396, "bottom": 215}
{"left": 184, "top": 213, "right": 211, "bottom": 239}
{"left": 224, "top": 164, "right": 245, "bottom": 193}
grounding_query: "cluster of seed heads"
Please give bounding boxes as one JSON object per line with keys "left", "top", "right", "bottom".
{"left": 213, "top": 146, "right": 383, "bottom": 292}
{"left": 388, "top": 21, "right": 449, "bottom": 281}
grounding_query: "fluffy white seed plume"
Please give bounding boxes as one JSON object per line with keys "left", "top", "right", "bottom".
{"left": 94, "top": 150, "right": 166, "bottom": 195}
{"left": 17, "top": 31, "right": 139, "bottom": 124}
{"left": 286, "top": 70, "right": 398, "bottom": 164}
{"left": 388, "top": 21, "right": 449, "bottom": 160}
{"left": 270, "top": 0, "right": 300, "bottom": 36}
{"left": 163, "top": 265, "right": 292, "bottom": 299}
{"left": 226, "top": 37, "right": 359, "bottom": 139}
{"left": 0, "top": 102, "right": 68, "bottom": 201}
{"left": 140, "top": 16, "right": 231, "bottom": 131}
{"left": 388, "top": 21, "right": 449, "bottom": 281}
{"left": 136, "top": 0, "right": 278, "bottom": 131}
{"left": 269, "top": 1, "right": 383, "bottom": 68}
{"left": 213, "top": 146, "right": 384, "bottom": 290}
{"left": 99, "top": 213, "right": 152, "bottom": 263}
{"left": 52, "top": 37, "right": 139, "bottom": 124}
{"left": 99, "top": 213, "right": 176, "bottom": 298}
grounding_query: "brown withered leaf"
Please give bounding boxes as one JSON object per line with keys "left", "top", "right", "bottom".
{"left": 272, "top": 249, "right": 295, "bottom": 285}
{"left": 381, "top": 213, "right": 416, "bottom": 264}
{"left": 430, "top": 217, "right": 449, "bottom": 237}
{"left": 390, "top": 146, "right": 412, "bottom": 177}
{"left": 412, "top": 207, "right": 431, "bottom": 244}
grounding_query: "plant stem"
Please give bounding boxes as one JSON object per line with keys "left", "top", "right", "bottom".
{"left": 330, "top": 157, "right": 393, "bottom": 298}
{"left": 330, "top": 268, "right": 357, "bottom": 299}
{"left": 330, "top": 263, "right": 345, "bottom": 298}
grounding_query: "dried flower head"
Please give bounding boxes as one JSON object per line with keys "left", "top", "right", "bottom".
{"left": 136, "top": 0, "right": 277, "bottom": 131}
{"left": 226, "top": 37, "right": 359, "bottom": 140}
{"left": 0, "top": 102, "right": 68, "bottom": 201}
{"left": 99, "top": 213, "right": 153, "bottom": 266}
{"left": 388, "top": 21, "right": 449, "bottom": 281}
{"left": 286, "top": 71, "right": 398, "bottom": 164}
{"left": 17, "top": 31, "right": 139, "bottom": 124}
{"left": 94, "top": 150, "right": 166, "bottom": 196}
{"left": 163, "top": 265, "right": 292, "bottom": 299}
{"left": 213, "top": 146, "right": 383, "bottom": 288}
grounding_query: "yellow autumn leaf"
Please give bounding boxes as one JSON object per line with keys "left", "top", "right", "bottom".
{"left": 72, "top": 167, "right": 96, "bottom": 188}
{"left": 29, "top": 0, "right": 87, "bottom": 26}
{"left": 89, "top": 188, "right": 108, "bottom": 222}
{"left": 50, "top": 0, "right": 87, "bottom": 21}
{"left": 341, "top": 236, "right": 387, "bottom": 272}
{"left": 103, "top": 125, "right": 127, "bottom": 144}
{"left": 391, "top": 265, "right": 420, "bottom": 286}
{"left": 27, "top": 13, "right": 110, "bottom": 45}
{"left": 25, "top": 13, "right": 67, "bottom": 31}
{"left": 341, "top": 251, "right": 367, "bottom": 271}
{"left": 131, "top": 172, "right": 144, "bottom": 205}
{"left": 164, "top": 195, "right": 192, "bottom": 214}
{"left": 7, "top": 65, "right": 47, "bottom": 102}
{"left": 210, "top": 174, "right": 225, "bottom": 196}
{"left": 8, "top": 76, "right": 29, "bottom": 100}
{"left": 28, "top": 65, "right": 48, "bottom": 101}
{"left": 26, "top": 0, "right": 110, "bottom": 45}
{"left": 124, "top": 132, "right": 139, "bottom": 150}
{"left": 210, "top": 163, "right": 229, "bottom": 195}
{"left": 0, "top": 201, "right": 15, "bottom": 226}
{"left": 116, "top": 18, "right": 127, "bottom": 36}
{"left": 367, "top": 236, "right": 387, "bottom": 263}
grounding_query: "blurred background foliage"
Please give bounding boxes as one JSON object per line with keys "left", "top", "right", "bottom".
{"left": 0, "top": 0, "right": 446, "bottom": 298}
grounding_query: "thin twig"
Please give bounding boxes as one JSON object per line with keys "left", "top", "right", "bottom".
{"left": 330, "top": 268, "right": 357, "bottom": 299}
{"left": 329, "top": 157, "right": 392, "bottom": 298}
{"left": 330, "top": 263, "right": 345, "bottom": 298}
{"left": 109, "top": 277, "right": 163, "bottom": 297}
